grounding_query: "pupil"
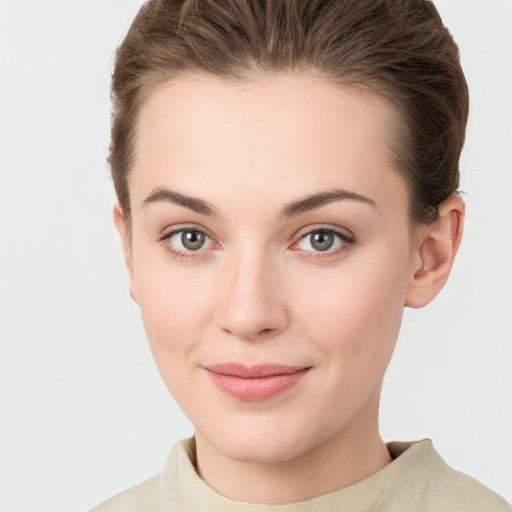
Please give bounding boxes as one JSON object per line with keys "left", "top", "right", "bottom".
{"left": 311, "top": 231, "right": 333, "bottom": 251}
{"left": 182, "top": 231, "right": 205, "bottom": 250}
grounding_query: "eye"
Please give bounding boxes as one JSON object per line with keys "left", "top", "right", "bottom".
{"left": 296, "top": 228, "right": 353, "bottom": 253}
{"left": 166, "top": 229, "right": 215, "bottom": 252}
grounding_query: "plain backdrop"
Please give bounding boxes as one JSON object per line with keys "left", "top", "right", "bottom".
{"left": 0, "top": 1, "right": 511, "bottom": 510}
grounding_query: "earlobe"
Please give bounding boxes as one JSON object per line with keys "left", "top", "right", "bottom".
{"left": 113, "top": 203, "right": 138, "bottom": 303}
{"left": 405, "top": 195, "right": 465, "bottom": 308}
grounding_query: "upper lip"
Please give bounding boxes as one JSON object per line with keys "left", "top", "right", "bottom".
{"left": 204, "top": 363, "right": 310, "bottom": 378}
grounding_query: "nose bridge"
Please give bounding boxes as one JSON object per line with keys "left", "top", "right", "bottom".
{"left": 217, "top": 241, "right": 287, "bottom": 341}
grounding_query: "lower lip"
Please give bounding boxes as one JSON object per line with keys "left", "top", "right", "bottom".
{"left": 205, "top": 368, "right": 311, "bottom": 401}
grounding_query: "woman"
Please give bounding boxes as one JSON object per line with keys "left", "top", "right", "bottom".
{"left": 93, "top": 0, "right": 510, "bottom": 509}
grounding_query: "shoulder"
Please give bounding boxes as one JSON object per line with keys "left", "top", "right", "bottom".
{"left": 90, "top": 474, "right": 166, "bottom": 512}
{"left": 387, "top": 440, "right": 511, "bottom": 511}
{"left": 89, "top": 438, "right": 195, "bottom": 512}
{"left": 426, "top": 458, "right": 511, "bottom": 511}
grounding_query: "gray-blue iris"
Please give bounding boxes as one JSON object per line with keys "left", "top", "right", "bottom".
{"left": 182, "top": 231, "right": 205, "bottom": 250}
{"left": 311, "top": 231, "right": 334, "bottom": 251}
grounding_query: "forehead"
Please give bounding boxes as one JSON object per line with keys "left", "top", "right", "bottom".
{"left": 131, "top": 72, "right": 407, "bottom": 214}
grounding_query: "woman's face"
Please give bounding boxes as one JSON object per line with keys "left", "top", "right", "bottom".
{"left": 119, "top": 73, "right": 422, "bottom": 464}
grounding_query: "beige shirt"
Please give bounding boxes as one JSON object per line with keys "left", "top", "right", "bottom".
{"left": 92, "top": 438, "right": 511, "bottom": 511}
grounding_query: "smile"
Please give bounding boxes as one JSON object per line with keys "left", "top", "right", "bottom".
{"left": 203, "top": 364, "right": 312, "bottom": 401}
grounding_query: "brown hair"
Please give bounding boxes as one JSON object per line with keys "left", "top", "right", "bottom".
{"left": 110, "top": 0, "right": 469, "bottom": 234}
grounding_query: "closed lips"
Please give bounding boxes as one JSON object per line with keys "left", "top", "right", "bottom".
{"left": 204, "top": 364, "right": 312, "bottom": 401}
{"left": 206, "top": 363, "right": 310, "bottom": 378}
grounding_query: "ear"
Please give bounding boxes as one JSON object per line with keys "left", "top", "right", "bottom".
{"left": 405, "top": 195, "right": 465, "bottom": 308}
{"left": 113, "top": 203, "right": 138, "bottom": 304}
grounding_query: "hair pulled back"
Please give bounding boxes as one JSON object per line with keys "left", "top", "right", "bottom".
{"left": 110, "top": 0, "right": 469, "bottom": 232}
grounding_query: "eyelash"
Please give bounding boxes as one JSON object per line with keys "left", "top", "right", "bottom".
{"left": 158, "top": 225, "right": 355, "bottom": 261}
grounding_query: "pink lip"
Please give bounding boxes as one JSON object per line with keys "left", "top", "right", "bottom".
{"left": 204, "top": 363, "right": 311, "bottom": 401}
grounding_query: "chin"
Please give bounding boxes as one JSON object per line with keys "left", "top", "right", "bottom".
{"left": 201, "top": 416, "right": 326, "bottom": 465}
{"left": 224, "top": 442, "right": 302, "bottom": 465}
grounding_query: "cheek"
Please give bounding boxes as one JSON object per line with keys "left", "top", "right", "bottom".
{"left": 132, "top": 253, "right": 216, "bottom": 360}
{"left": 133, "top": 266, "right": 218, "bottom": 408}
{"left": 292, "top": 252, "right": 408, "bottom": 373}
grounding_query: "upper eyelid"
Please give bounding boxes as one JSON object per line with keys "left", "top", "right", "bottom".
{"left": 294, "top": 225, "right": 355, "bottom": 242}
{"left": 160, "top": 225, "right": 216, "bottom": 242}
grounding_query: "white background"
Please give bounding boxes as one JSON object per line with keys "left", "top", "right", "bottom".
{"left": 0, "top": 1, "right": 511, "bottom": 510}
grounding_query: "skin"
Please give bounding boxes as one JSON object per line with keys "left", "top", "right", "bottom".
{"left": 114, "top": 72, "right": 464, "bottom": 504}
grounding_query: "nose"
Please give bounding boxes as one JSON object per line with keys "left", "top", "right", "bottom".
{"left": 216, "top": 248, "right": 288, "bottom": 342}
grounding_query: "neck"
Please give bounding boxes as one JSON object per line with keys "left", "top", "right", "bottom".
{"left": 194, "top": 388, "right": 391, "bottom": 505}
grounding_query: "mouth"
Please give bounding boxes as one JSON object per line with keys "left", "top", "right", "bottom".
{"left": 203, "top": 363, "right": 312, "bottom": 401}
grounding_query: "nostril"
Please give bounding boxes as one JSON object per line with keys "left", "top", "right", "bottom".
{"left": 252, "top": 328, "right": 277, "bottom": 340}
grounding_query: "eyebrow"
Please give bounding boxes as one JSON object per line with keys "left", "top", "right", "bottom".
{"left": 141, "top": 186, "right": 376, "bottom": 218}
{"left": 279, "top": 188, "right": 376, "bottom": 218}
{"left": 142, "top": 187, "right": 219, "bottom": 216}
